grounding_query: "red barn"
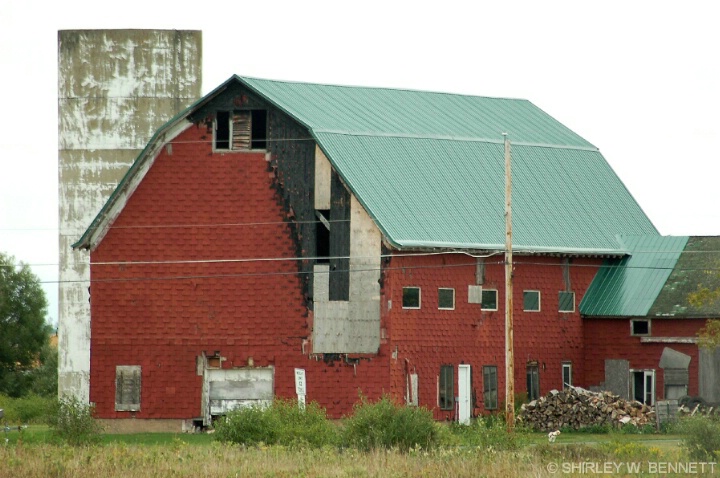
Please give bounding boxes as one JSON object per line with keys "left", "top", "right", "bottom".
{"left": 73, "top": 76, "right": 666, "bottom": 431}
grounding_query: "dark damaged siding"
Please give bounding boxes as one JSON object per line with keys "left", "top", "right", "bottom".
{"left": 329, "top": 170, "right": 351, "bottom": 300}
{"left": 267, "top": 107, "right": 317, "bottom": 305}
{"left": 190, "top": 84, "right": 353, "bottom": 307}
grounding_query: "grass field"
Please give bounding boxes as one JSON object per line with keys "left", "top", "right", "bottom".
{"left": 2, "top": 426, "right": 708, "bottom": 478}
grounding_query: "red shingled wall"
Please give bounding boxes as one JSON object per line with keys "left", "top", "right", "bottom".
{"left": 89, "top": 124, "right": 389, "bottom": 419}
{"left": 583, "top": 318, "right": 705, "bottom": 399}
{"left": 88, "top": 122, "right": 619, "bottom": 421}
{"left": 382, "top": 254, "right": 601, "bottom": 419}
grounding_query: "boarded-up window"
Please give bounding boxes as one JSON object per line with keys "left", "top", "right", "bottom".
{"left": 664, "top": 368, "right": 689, "bottom": 399}
{"left": 115, "top": 365, "right": 141, "bottom": 411}
{"left": 214, "top": 110, "right": 267, "bottom": 151}
{"left": 468, "top": 285, "right": 483, "bottom": 304}
{"left": 483, "top": 365, "right": 498, "bottom": 410}
{"left": 231, "top": 111, "right": 252, "bottom": 149}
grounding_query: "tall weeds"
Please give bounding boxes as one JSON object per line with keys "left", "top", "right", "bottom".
{"left": 47, "top": 395, "right": 103, "bottom": 446}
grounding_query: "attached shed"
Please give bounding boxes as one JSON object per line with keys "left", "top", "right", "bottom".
{"left": 582, "top": 236, "right": 720, "bottom": 404}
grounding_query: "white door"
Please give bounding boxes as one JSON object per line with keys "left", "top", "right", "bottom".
{"left": 644, "top": 370, "right": 655, "bottom": 405}
{"left": 631, "top": 369, "right": 655, "bottom": 405}
{"left": 458, "top": 364, "right": 471, "bottom": 425}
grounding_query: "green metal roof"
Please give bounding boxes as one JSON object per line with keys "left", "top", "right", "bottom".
{"left": 240, "top": 76, "right": 658, "bottom": 253}
{"left": 580, "top": 235, "right": 689, "bottom": 317}
{"left": 75, "top": 76, "right": 660, "bottom": 253}
{"left": 240, "top": 76, "right": 596, "bottom": 148}
{"left": 649, "top": 236, "right": 720, "bottom": 318}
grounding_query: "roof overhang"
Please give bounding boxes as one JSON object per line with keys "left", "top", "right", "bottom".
{"left": 388, "top": 240, "right": 628, "bottom": 257}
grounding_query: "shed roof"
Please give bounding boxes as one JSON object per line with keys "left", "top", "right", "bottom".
{"left": 74, "top": 76, "right": 659, "bottom": 253}
{"left": 580, "top": 235, "right": 688, "bottom": 317}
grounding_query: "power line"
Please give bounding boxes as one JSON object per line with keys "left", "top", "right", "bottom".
{"left": 9, "top": 252, "right": 720, "bottom": 271}
{"left": 2, "top": 218, "right": 352, "bottom": 232}
{"left": 32, "top": 257, "right": 720, "bottom": 285}
{"left": 41, "top": 260, "right": 487, "bottom": 285}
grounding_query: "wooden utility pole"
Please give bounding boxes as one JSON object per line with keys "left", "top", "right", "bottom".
{"left": 504, "top": 134, "right": 515, "bottom": 430}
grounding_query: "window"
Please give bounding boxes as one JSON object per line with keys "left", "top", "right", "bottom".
{"left": 439, "top": 365, "right": 454, "bottom": 410}
{"left": 402, "top": 287, "right": 421, "bottom": 309}
{"left": 562, "top": 362, "right": 572, "bottom": 388}
{"left": 558, "top": 291, "right": 575, "bottom": 312}
{"left": 115, "top": 365, "right": 141, "bottom": 411}
{"left": 315, "top": 210, "right": 330, "bottom": 263}
{"left": 631, "top": 319, "right": 650, "bottom": 336}
{"left": 438, "top": 288, "right": 455, "bottom": 310}
{"left": 214, "top": 110, "right": 267, "bottom": 151}
{"left": 483, "top": 366, "right": 498, "bottom": 410}
{"left": 481, "top": 289, "right": 498, "bottom": 310}
{"left": 527, "top": 363, "right": 540, "bottom": 401}
{"left": 523, "top": 290, "right": 541, "bottom": 311}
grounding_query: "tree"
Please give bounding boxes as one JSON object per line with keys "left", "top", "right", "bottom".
{"left": 0, "top": 252, "right": 51, "bottom": 397}
{"left": 689, "top": 286, "right": 720, "bottom": 349}
{"left": 28, "top": 341, "right": 58, "bottom": 396}
{"left": 697, "top": 319, "right": 720, "bottom": 350}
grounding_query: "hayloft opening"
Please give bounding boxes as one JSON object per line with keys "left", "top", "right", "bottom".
{"left": 250, "top": 110, "right": 267, "bottom": 149}
{"left": 215, "top": 111, "right": 231, "bottom": 149}
{"left": 214, "top": 110, "right": 267, "bottom": 151}
{"left": 316, "top": 210, "right": 330, "bottom": 263}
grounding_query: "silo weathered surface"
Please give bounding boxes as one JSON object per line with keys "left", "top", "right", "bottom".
{"left": 58, "top": 30, "right": 202, "bottom": 401}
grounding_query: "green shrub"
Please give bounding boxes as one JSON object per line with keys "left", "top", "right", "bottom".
{"left": 14, "top": 394, "right": 55, "bottom": 423}
{"left": 28, "top": 343, "right": 59, "bottom": 397}
{"left": 448, "top": 415, "right": 525, "bottom": 451}
{"left": 214, "top": 403, "right": 277, "bottom": 446}
{"left": 678, "top": 415, "right": 720, "bottom": 461}
{"left": 214, "top": 399, "right": 336, "bottom": 448}
{"left": 658, "top": 420, "right": 678, "bottom": 434}
{"left": 341, "top": 395, "right": 440, "bottom": 452}
{"left": 47, "top": 395, "right": 102, "bottom": 446}
{"left": 271, "top": 399, "right": 338, "bottom": 448}
{"left": 0, "top": 393, "right": 56, "bottom": 424}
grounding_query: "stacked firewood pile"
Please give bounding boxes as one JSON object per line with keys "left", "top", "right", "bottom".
{"left": 518, "top": 386, "right": 655, "bottom": 431}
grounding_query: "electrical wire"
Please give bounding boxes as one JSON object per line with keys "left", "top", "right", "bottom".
{"left": 29, "top": 257, "right": 720, "bottom": 285}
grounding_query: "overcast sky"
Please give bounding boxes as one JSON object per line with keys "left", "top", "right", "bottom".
{"left": 1, "top": 1, "right": 718, "bottom": 327}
